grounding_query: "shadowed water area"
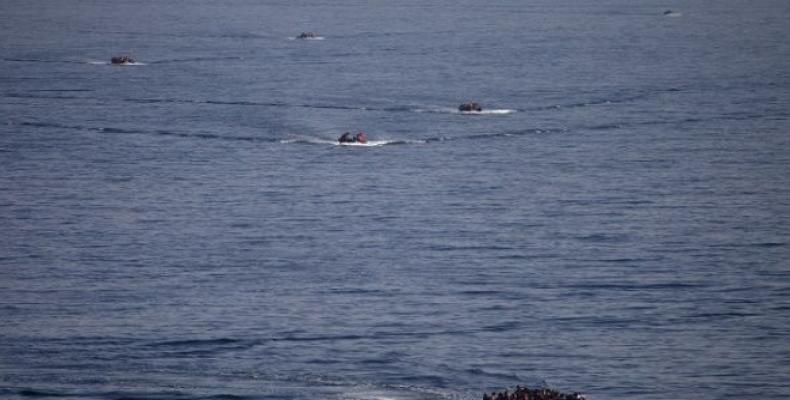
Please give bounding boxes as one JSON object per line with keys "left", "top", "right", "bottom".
{"left": 1, "top": 1, "right": 790, "bottom": 399}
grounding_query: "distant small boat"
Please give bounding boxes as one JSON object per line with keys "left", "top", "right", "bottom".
{"left": 110, "top": 55, "right": 135, "bottom": 65}
{"left": 458, "top": 101, "right": 483, "bottom": 112}
{"left": 296, "top": 32, "right": 319, "bottom": 39}
{"left": 338, "top": 131, "right": 368, "bottom": 144}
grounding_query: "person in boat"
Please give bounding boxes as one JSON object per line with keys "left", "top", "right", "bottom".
{"left": 338, "top": 132, "right": 354, "bottom": 143}
{"left": 354, "top": 131, "right": 367, "bottom": 143}
{"left": 458, "top": 101, "right": 482, "bottom": 112}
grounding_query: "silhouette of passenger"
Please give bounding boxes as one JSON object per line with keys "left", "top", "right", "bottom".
{"left": 338, "top": 132, "right": 354, "bottom": 143}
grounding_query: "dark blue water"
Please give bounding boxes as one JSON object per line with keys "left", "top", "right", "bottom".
{"left": 2, "top": 1, "right": 790, "bottom": 399}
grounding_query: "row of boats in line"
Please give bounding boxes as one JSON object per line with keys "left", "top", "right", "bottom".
{"left": 112, "top": 10, "right": 680, "bottom": 63}
{"left": 110, "top": 32, "right": 489, "bottom": 144}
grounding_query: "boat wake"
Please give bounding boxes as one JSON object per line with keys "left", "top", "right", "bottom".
{"left": 280, "top": 137, "right": 423, "bottom": 147}
{"left": 415, "top": 107, "right": 516, "bottom": 115}
{"left": 289, "top": 36, "right": 326, "bottom": 41}
{"left": 3, "top": 58, "right": 84, "bottom": 64}
{"left": 278, "top": 128, "right": 562, "bottom": 147}
{"left": 460, "top": 109, "right": 515, "bottom": 115}
{"left": 150, "top": 56, "right": 244, "bottom": 64}
{"left": 343, "top": 387, "right": 463, "bottom": 400}
{"left": 87, "top": 60, "right": 147, "bottom": 66}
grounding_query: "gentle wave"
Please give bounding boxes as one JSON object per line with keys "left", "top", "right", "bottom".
{"left": 10, "top": 86, "right": 687, "bottom": 120}
{"left": 11, "top": 120, "right": 277, "bottom": 143}
{"left": 1, "top": 383, "right": 468, "bottom": 400}
{"left": 1, "top": 388, "right": 259, "bottom": 400}
{"left": 3, "top": 58, "right": 84, "bottom": 64}
{"left": 565, "top": 282, "right": 707, "bottom": 291}
{"left": 149, "top": 56, "right": 245, "bottom": 64}
{"left": 28, "top": 89, "right": 93, "bottom": 93}
{"left": 3, "top": 91, "right": 523, "bottom": 118}
{"left": 86, "top": 56, "right": 244, "bottom": 65}
{"left": 146, "top": 338, "right": 243, "bottom": 348}
{"left": 140, "top": 330, "right": 476, "bottom": 350}
{"left": 533, "top": 88, "right": 683, "bottom": 111}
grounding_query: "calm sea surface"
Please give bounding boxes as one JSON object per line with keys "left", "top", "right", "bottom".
{"left": 1, "top": 1, "right": 789, "bottom": 399}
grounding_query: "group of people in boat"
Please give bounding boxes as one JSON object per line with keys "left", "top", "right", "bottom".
{"left": 338, "top": 131, "right": 368, "bottom": 144}
{"left": 483, "top": 386, "right": 586, "bottom": 400}
{"left": 110, "top": 55, "right": 135, "bottom": 64}
{"left": 297, "top": 32, "right": 319, "bottom": 39}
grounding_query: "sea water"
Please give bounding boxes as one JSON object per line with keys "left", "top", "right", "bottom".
{"left": 1, "top": 1, "right": 789, "bottom": 399}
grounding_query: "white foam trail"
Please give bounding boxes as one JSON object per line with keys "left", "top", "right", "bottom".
{"left": 467, "top": 109, "right": 515, "bottom": 115}
{"left": 341, "top": 389, "right": 403, "bottom": 400}
{"left": 338, "top": 140, "right": 391, "bottom": 147}
{"left": 281, "top": 138, "right": 337, "bottom": 145}
{"left": 279, "top": 137, "right": 425, "bottom": 146}
{"left": 416, "top": 107, "right": 515, "bottom": 115}
{"left": 87, "top": 60, "right": 146, "bottom": 66}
